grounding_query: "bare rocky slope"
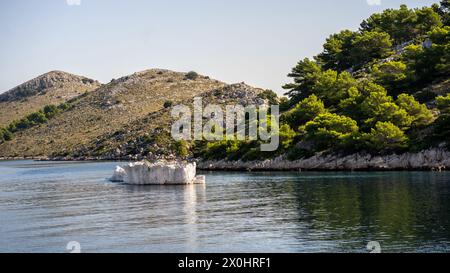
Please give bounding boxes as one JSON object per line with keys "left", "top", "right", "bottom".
{"left": 0, "top": 71, "right": 101, "bottom": 127}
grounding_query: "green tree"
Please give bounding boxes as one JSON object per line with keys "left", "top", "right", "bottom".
{"left": 316, "top": 30, "right": 357, "bottom": 71}
{"left": 359, "top": 83, "right": 413, "bottom": 129}
{"left": 279, "top": 124, "right": 297, "bottom": 150}
{"left": 402, "top": 26, "right": 450, "bottom": 85}
{"left": 301, "top": 113, "right": 359, "bottom": 150}
{"left": 372, "top": 61, "right": 409, "bottom": 95}
{"left": 338, "top": 86, "right": 362, "bottom": 117}
{"left": 350, "top": 31, "right": 393, "bottom": 68}
{"left": 437, "top": 93, "right": 450, "bottom": 114}
{"left": 283, "top": 95, "right": 327, "bottom": 128}
{"left": 283, "top": 58, "right": 322, "bottom": 105}
{"left": 360, "top": 5, "right": 441, "bottom": 44}
{"left": 396, "top": 94, "right": 434, "bottom": 127}
{"left": 313, "top": 70, "right": 358, "bottom": 105}
{"left": 415, "top": 7, "right": 443, "bottom": 35}
{"left": 364, "top": 121, "right": 408, "bottom": 152}
{"left": 440, "top": 0, "right": 450, "bottom": 25}
{"left": 428, "top": 26, "right": 450, "bottom": 76}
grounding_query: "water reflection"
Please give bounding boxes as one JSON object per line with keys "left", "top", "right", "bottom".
{"left": 0, "top": 161, "right": 449, "bottom": 253}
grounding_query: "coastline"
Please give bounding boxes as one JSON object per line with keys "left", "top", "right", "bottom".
{"left": 1, "top": 147, "right": 449, "bottom": 171}
{"left": 197, "top": 148, "right": 450, "bottom": 172}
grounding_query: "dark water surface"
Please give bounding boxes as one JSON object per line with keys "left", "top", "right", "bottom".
{"left": 0, "top": 160, "right": 449, "bottom": 253}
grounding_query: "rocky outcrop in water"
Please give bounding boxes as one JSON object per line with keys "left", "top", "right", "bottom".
{"left": 198, "top": 148, "right": 450, "bottom": 171}
{"left": 111, "top": 160, "right": 206, "bottom": 185}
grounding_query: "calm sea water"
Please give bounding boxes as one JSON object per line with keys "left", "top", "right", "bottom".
{"left": 0, "top": 160, "right": 449, "bottom": 253}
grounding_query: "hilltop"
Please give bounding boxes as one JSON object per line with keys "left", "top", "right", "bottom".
{"left": 0, "top": 71, "right": 100, "bottom": 126}
{"left": 0, "top": 69, "right": 230, "bottom": 158}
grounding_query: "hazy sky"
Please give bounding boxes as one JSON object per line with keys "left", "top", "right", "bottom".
{"left": 0, "top": 0, "right": 439, "bottom": 95}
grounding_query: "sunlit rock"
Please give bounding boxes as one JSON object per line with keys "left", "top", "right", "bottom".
{"left": 111, "top": 166, "right": 126, "bottom": 182}
{"left": 111, "top": 161, "right": 205, "bottom": 185}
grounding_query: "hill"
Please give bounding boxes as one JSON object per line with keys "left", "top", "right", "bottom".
{"left": 0, "top": 71, "right": 100, "bottom": 127}
{"left": 0, "top": 69, "right": 227, "bottom": 158}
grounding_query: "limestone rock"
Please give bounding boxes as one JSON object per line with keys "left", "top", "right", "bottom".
{"left": 111, "top": 160, "right": 205, "bottom": 185}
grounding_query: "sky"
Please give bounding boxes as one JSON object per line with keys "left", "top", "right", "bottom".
{"left": 0, "top": 0, "right": 439, "bottom": 95}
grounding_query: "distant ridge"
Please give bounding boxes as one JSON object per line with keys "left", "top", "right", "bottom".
{"left": 0, "top": 71, "right": 99, "bottom": 102}
{"left": 0, "top": 71, "right": 101, "bottom": 126}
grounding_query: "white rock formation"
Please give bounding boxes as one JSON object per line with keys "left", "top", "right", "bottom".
{"left": 111, "top": 161, "right": 205, "bottom": 185}
{"left": 110, "top": 166, "right": 126, "bottom": 182}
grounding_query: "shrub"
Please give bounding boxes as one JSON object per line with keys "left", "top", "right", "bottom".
{"left": 0, "top": 128, "right": 13, "bottom": 142}
{"left": 27, "top": 111, "right": 48, "bottom": 125}
{"left": 58, "top": 103, "right": 71, "bottom": 111}
{"left": 258, "top": 90, "right": 279, "bottom": 105}
{"left": 43, "top": 105, "right": 59, "bottom": 119}
{"left": 185, "top": 71, "right": 199, "bottom": 80}
{"left": 164, "top": 101, "right": 174, "bottom": 108}
{"left": 173, "top": 140, "right": 189, "bottom": 157}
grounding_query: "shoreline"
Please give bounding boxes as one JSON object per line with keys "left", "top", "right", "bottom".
{"left": 197, "top": 148, "right": 450, "bottom": 172}
{"left": 1, "top": 147, "right": 449, "bottom": 172}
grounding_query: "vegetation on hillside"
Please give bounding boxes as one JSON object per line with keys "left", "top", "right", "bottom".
{"left": 0, "top": 102, "right": 72, "bottom": 143}
{"left": 196, "top": 2, "right": 450, "bottom": 161}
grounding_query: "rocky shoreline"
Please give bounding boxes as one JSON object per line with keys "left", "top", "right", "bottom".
{"left": 1, "top": 148, "right": 449, "bottom": 171}
{"left": 197, "top": 148, "right": 450, "bottom": 171}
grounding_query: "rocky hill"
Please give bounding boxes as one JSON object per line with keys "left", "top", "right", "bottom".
{"left": 63, "top": 83, "right": 267, "bottom": 161}
{"left": 0, "top": 69, "right": 229, "bottom": 158}
{"left": 0, "top": 71, "right": 100, "bottom": 126}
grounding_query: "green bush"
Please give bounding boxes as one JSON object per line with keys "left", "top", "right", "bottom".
{"left": 164, "top": 101, "right": 174, "bottom": 108}
{"left": 258, "top": 90, "right": 279, "bottom": 105}
{"left": 27, "top": 111, "right": 48, "bottom": 125}
{"left": 364, "top": 121, "right": 408, "bottom": 152}
{"left": 0, "top": 128, "right": 13, "bottom": 142}
{"left": 437, "top": 93, "right": 450, "bottom": 114}
{"left": 43, "top": 105, "right": 59, "bottom": 119}
{"left": 173, "top": 140, "right": 189, "bottom": 157}
{"left": 185, "top": 71, "right": 199, "bottom": 80}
